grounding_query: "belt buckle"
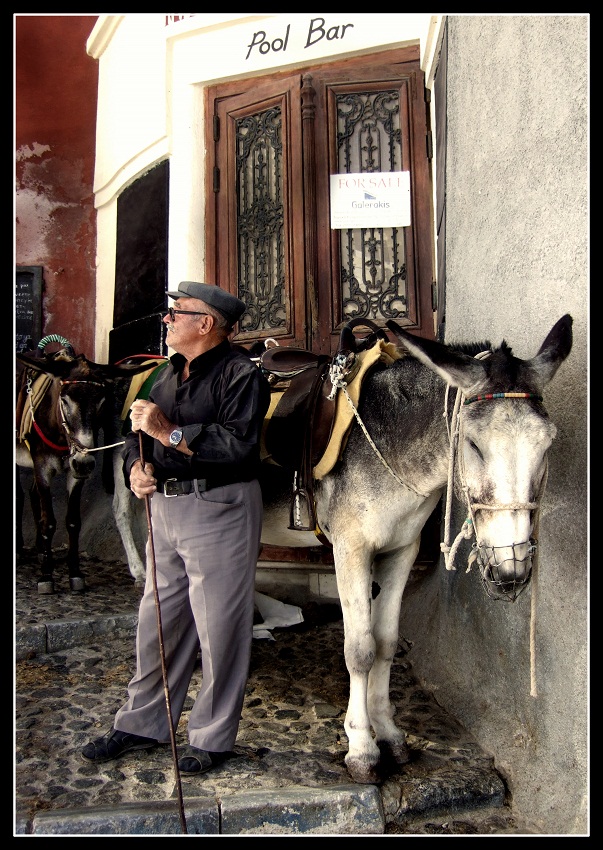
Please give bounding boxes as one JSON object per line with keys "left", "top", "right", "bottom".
{"left": 164, "top": 478, "right": 179, "bottom": 497}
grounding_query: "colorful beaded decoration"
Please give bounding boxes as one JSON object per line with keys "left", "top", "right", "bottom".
{"left": 464, "top": 392, "right": 543, "bottom": 406}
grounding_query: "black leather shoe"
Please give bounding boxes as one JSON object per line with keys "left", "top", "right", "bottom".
{"left": 177, "top": 746, "right": 229, "bottom": 775}
{"left": 82, "top": 728, "right": 158, "bottom": 762}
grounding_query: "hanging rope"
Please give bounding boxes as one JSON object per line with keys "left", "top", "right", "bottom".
{"left": 529, "top": 465, "right": 546, "bottom": 698}
{"left": 440, "top": 386, "right": 465, "bottom": 570}
{"left": 529, "top": 543, "right": 539, "bottom": 698}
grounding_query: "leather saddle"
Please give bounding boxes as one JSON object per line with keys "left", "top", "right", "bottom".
{"left": 261, "top": 319, "right": 388, "bottom": 535}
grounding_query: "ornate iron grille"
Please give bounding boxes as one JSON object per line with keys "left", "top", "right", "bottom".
{"left": 337, "top": 90, "right": 408, "bottom": 323}
{"left": 236, "top": 106, "right": 287, "bottom": 333}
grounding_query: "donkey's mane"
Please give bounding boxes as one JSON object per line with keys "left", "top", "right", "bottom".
{"left": 447, "top": 339, "right": 495, "bottom": 356}
{"left": 445, "top": 339, "right": 527, "bottom": 387}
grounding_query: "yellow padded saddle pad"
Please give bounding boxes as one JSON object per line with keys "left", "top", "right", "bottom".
{"left": 313, "top": 339, "right": 400, "bottom": 480}
{"left": 17, "top": 372, "right": 53, "bottom": 443}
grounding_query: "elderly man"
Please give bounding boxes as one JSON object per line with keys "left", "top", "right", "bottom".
{"left": 82, "top": 281, "right": 270, "bottom": 775}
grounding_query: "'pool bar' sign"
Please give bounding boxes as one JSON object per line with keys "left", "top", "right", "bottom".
{"left": 330, "top": 172, "right": 411, "bottom": 229}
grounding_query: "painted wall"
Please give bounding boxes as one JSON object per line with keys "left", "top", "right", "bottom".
{"left": 15, "top": 15, "right": 99, "bottom": 358}
{"left": 399, "top": 14, "right": 588, "bottom": 836}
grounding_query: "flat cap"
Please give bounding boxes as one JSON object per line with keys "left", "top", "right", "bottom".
{"left": 166, "top": 281, "right": 246, "bottom": 326}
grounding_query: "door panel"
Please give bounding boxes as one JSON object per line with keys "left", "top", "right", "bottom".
{"left": 208, "top": 76, "right": 308, "bottom": 349}
{"left": 315, "top": 68, "right": 434, "bottom": 353}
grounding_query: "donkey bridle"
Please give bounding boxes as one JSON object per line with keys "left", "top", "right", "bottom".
{"left": 26, "top": 374, "right": 107, "bottom": 456}
{"left": 56, "top": 378, "right": 109, "bottom": 456}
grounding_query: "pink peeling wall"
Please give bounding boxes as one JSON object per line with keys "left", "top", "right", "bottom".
{"left": 15, "top": 15, "right": 99, "bottom": 358}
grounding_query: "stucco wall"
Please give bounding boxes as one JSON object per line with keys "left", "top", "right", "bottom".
{"left": 399, "top": 14, "right": 588, "bottom": 835}
{"left": 15, "top": 15, "right": 99, "bottom": 357}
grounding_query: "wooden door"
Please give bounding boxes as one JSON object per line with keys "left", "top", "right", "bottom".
{"left": 206, "top": 46, "right": 440, "bottom": 567}
{"left": 206, "top": 45, "right": 436, "bottom": 353}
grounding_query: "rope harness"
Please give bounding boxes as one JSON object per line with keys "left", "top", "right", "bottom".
{"left": 23, "top": 374, "right": 123, "bottom": 456}
{"left": 19, "top": 336, "right": 127, "bottom": 457}
{"left": 440, "top": 367, "right": 546, "bottom": 698}
{"left": 440, "top": 383, "right": 546, "bottom": 577}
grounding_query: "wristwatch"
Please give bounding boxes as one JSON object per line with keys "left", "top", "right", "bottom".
{"left": 169, "top": 428, "right": 183, "bottom": 448}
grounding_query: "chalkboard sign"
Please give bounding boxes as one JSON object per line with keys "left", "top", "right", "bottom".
{"left": 16, "top": 266, "right": 43, "bottom": 352}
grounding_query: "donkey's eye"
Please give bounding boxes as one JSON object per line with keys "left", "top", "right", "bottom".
{"left": 468, "top": 439, "right": 483, "bottom": 460}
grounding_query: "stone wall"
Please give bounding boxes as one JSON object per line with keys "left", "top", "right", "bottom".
{"left": 399, "top": 14, "right": 588, "bottom": 835}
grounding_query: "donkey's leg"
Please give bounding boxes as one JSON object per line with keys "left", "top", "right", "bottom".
{"left": 368, "top": 541, "right": 419, "bottom": 766}
{"left": 333, "top": 534, "right": 382, "bottom": 784}
{"left": 65, "top": 472, "right": 87, "bottom": 591}
{"left": 112, "top": 449, "right": 147, "bottom": 584}
{"left": 16, "top": 467, "right": 25, "bottom": 557}
{"left": 31, "top": 478, "right": 57, "bottom": 594}
{"left": 29, "top": 480, "right": 43, "bottom": 549}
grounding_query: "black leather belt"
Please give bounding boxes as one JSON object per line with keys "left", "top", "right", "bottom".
{"left": 156, "top": 478, "right": 211, "bottom": 497}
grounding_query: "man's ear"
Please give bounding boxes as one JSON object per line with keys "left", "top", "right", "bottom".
{"left": 199, "top": 314, "right": 214, "bottom": 335}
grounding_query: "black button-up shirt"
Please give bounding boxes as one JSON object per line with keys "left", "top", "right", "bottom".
{"left": 123, "top": 341, "right": 271, "bottom": 488}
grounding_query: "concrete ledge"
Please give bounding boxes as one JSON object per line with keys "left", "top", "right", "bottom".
{"left": 30, "top": 786, "right": 384, "bottom": 835}
{"left": 15, "top": 624, "right": 47, "bottom": 660}
{"left": 16, "top": 614, "right": 138, "bottom": 660}
{"left": 46, "top": 614, "right": 138, "bottom": 653}
{"left": 32, "top": 798, "right": 220, "bottom": 835}
{"left": 398, "top": 764, "right": 506, "bottom": 815}
{"left": 380, "top": 763, "right": 506, "bottom": 826}
{"left": 220, "top": 784, "right": 385, "bottom": 835}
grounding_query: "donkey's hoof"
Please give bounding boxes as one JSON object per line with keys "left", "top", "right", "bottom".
{"left": 37, "top": 579, "right": 55, "bottom": 595}
{"left": 378, "top": 739, "right": 411, "bottom": 769}
{"left": 70, "top": 576, "right": 86, "bottom": 592}
{"left": 345, "top": 755, "right": 381, "bottom": 785}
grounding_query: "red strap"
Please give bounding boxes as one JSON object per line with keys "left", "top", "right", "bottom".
{"left": 33, "top": 420, "right": 69, "bottom": 452}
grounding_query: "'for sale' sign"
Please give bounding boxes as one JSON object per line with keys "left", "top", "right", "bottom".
{"left": 330, "top": 172, "right": 411, "bottom": 229}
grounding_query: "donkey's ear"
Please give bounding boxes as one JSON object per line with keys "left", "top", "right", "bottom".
{"left": 16, "top": 351, "right": 73, "bottom": 378}
{"left": 386, "top": 320, "right": 486, "bottom": 392}
{"left": 85, "top": 359, "right": 168, "bottom": 380}
{"left": 527, "top": 314, "right": 573, "bottom": 389}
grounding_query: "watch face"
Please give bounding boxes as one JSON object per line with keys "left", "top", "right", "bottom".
{"left": 170, "top": 429, "right": 183, "bottom": 446}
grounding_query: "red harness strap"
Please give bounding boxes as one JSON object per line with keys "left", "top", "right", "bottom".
{"left": 33, "top": 419, "right": 69, "bottom": 452}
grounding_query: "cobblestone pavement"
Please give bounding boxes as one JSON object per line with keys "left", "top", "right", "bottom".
{"left": 15, "top": 551, "right": 540, "bottom": 836}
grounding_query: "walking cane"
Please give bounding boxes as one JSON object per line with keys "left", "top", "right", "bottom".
{"left": 139, "top": 432, "right": 188, "bottom": 834}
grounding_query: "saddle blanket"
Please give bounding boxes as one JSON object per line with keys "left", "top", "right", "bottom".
{"left": 17, "top": 372, "right": 53, "bottom": 443}
{"left": 312, "top": 338, "right": 400, "bottom": 480}
{"left": 259, "top": 339, "right": 400, "bottom": 476}
{"left": 120, "top": 360, "right": 170, "bottom": 433}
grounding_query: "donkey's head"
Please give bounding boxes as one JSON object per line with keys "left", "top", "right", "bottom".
{"left": 17, "top": 349, "right": 158, "bottom": 478}
{"left": 387, "top": 315, "right": 573, "bottom": 601}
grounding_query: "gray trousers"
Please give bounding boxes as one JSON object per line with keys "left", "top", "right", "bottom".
{"left": 114, "top": 479, "right": 262, "bottom": 752}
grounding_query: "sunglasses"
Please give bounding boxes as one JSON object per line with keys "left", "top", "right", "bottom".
{"left": 167, "top": 307, "right": 208, "bottom": 321}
